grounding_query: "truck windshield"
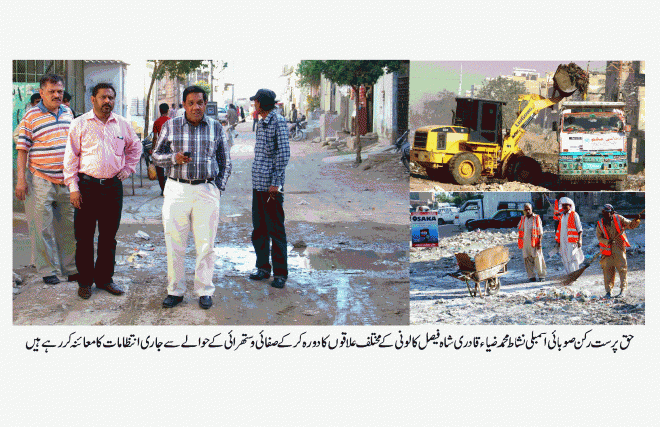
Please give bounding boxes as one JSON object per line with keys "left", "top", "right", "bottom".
{"left": 562, "top": 113, "right": 623, "bottom": 134}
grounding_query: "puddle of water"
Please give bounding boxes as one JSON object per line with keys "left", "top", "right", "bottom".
{"left": 213, "top": 246, "right": 308, "bottom": 273}
{"left": 302, "top": 247, "right": 404, "bottom": 271}
{"left": 334, "top": 276, "right": 350, "bottom": 325}
{"left": 213, "top": 246, "right": 404, "bottom": 273}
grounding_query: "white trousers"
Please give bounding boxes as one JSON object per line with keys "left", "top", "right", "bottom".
{"left": 162, "top": 180, "right": 220, "bottom": 297}
{"left": 559, "top": 242, "right": 584, "bottom": 274}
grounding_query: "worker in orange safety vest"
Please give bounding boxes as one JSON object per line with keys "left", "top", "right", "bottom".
{"left": 555, "top": 197, "right": 584, "bottom": 274}
{"left": 518, "top": 203, "right": 546, "bottom": 282}
{"left": 596, "top": 204, "right": 641, "bottom": 298}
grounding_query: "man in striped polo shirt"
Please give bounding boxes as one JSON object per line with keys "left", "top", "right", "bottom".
{"left": 15, "top": 74, "right": 78, "bottom": 285}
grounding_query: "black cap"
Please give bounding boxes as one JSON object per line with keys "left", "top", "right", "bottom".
{"left": 250, "top": 88, "right": 277, "bottom": 104}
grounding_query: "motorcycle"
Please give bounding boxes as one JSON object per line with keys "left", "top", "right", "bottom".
{"left": 142, "top": 132, "right": 154, "bottom": 168}
{"left": 289, "top": 115, "right": 306, "bottom": 141}
{"left": 395, "top": 129, "right": 410, "bottom": 172}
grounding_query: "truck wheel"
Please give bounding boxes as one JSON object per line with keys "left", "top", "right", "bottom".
{"left": 514, "top": 156, "right": 542, "bottom": 184}
{"left": 438, "top": 218, "right": 445, "bottom": 225}
{"left": 449, "top": 152, "right": 482, "bottom": 185}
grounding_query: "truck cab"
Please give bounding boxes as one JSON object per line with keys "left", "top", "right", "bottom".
{"left": 554, "top": 101, "right": 629, "bottom": 189}
{"left": 411, "top": 98, "right": 506, "bottom": 183}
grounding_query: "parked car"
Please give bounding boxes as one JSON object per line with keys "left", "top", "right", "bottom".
{"left": 217, "top": 107, "right": 228, "bottom": 123}
{"left": 465, "top": 209, "right": 525, "bottom": 231}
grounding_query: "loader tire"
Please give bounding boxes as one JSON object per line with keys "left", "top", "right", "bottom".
{"left": 450, "top": 152, "right": 482, "bottom": 185}
{"left": 513, "top": 156, "right": 542, "bottom": 184}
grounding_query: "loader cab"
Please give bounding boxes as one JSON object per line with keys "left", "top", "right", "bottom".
{"left": 453, "top": 98, "right": 505, "bottom": 145}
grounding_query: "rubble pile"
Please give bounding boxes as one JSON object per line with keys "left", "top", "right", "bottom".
{"left": 625, "top": 171, "right": 645, "bottom": 191}
{"left": 410, "top": 223, "right": 645, "bottom": 325}
{"left": 411, "top": 229, "right": 517, "bottom": 262}
{"left": 553, "top": 63, "right": 589, "bottom": 95}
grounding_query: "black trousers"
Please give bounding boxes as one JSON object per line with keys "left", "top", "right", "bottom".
{"left": 251, "top": 189, "right": 287, "bottom": 277}
{"left": 74, "top": 177, "right": 123, "bottom": 287}
{"left": 156, "top": 165, "right": 167, "bottom": 193}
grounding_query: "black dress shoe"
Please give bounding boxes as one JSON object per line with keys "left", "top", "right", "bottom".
{"left": 163, "top": 295, "right": 184, "bottom": 308}
{"left": 199, "top": 296, "right": 213, "bottom": 309}
{"left": 271, "top": 277, "right": 287, "bottom": 289}
{"left": 96, "top": 282, "right": 125, "bottom": 295}
{"left": 78, "top": 286, "right": 92, "bottom": 299}
{"left": 67, "top": 273, "right": 80, "bottom": 282}
{"left": 249, "top": 270, "right": 271, "bottom": 281}
{"left": 43, "top": 275, "right": 60, "bottom": 285}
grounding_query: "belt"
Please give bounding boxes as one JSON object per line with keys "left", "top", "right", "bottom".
{"left": 79, "top": 173, "right": 119, "bottom": 185}
{"left": 170, "top": 177, "right": 214, "bottom": 185}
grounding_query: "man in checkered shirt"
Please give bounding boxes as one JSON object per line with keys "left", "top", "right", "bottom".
{"left": 152, "top": 85, "right": 232, "bottom": 309}
{"left": 248, "top": 89, "right": 291, "bottom": 289}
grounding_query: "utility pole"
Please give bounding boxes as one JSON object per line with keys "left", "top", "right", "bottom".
{"left": 458, "top": 63, "right": 462, "bottom": 96}
{"left": 583, "top": 60, "right": 590, "bottom": 100}
{"left": 210, "top": 60, "right": 214, "bottom": 102}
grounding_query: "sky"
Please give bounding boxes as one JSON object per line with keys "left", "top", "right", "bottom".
{"left": 124, "top": 57, "right": 302, "bottom": 108}
{"left": 409, "top": 60, "right": 608, "bottom": 108}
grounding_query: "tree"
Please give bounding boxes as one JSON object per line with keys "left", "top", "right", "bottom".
{"left": 296, "top": 61, "right": 324, "bottom": 88}
{"left": 297, "top": 60, "right": 404, "bottom": 164}
{"left": 195, "top": 80, "right": 211, "bottom": 95}
{"left": 410, "top": 89, "right": 456, "bottom": 132}
{"left": 143, "top": 60, "right": 206, "bottom": 137}
{"left": 475, "top": 77, "right": 528, "bottom": 129}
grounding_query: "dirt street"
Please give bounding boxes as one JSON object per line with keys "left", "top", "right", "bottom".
{"left": 410, "top": 222, "right": 645, "bottom": 325}
{"left": 410, "top": 132, "right": 645, "bottom": 192}
{"left": 13, "top": 121, "right": 410, "bottom": 325}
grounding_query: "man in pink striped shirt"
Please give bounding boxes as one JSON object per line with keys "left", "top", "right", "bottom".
{"left": 63, "top": 83, "right": 141, "bottom": 300}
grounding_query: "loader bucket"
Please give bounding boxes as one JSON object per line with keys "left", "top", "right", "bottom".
{"left": 553, "top": 63, "right": 589, "bottom": 98}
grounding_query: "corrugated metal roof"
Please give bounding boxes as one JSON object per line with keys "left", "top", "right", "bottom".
{"left": 83, "top": 60, "right": 128, "bottom": 65}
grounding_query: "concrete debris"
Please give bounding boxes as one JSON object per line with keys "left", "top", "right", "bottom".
{"left": 13, "top": 272, "right": 22, "bottom": 287}
{"left": 135, "top": 230, "right": 150, "bottom": 240}
{"left": 303, "top": 309, "right": 320, "bottom": 316}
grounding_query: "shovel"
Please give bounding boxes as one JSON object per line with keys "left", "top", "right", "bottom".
{"left": 561, "top": 209, "right": 644, "bottom": 286}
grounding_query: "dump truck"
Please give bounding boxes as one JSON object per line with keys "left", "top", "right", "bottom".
{"left": 411, "top": 63, "right": 588, "bottom": 185}
{"left": 553, "top": 101, "right": 630, "bottom": 190}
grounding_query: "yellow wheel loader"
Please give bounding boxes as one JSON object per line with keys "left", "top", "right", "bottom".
{"left": 411, "top": 63, "right": 587, "bottom": 185}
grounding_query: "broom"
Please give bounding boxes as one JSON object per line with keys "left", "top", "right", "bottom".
{"left": 561, "top": 209, "right": 644, "bottom": 286}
